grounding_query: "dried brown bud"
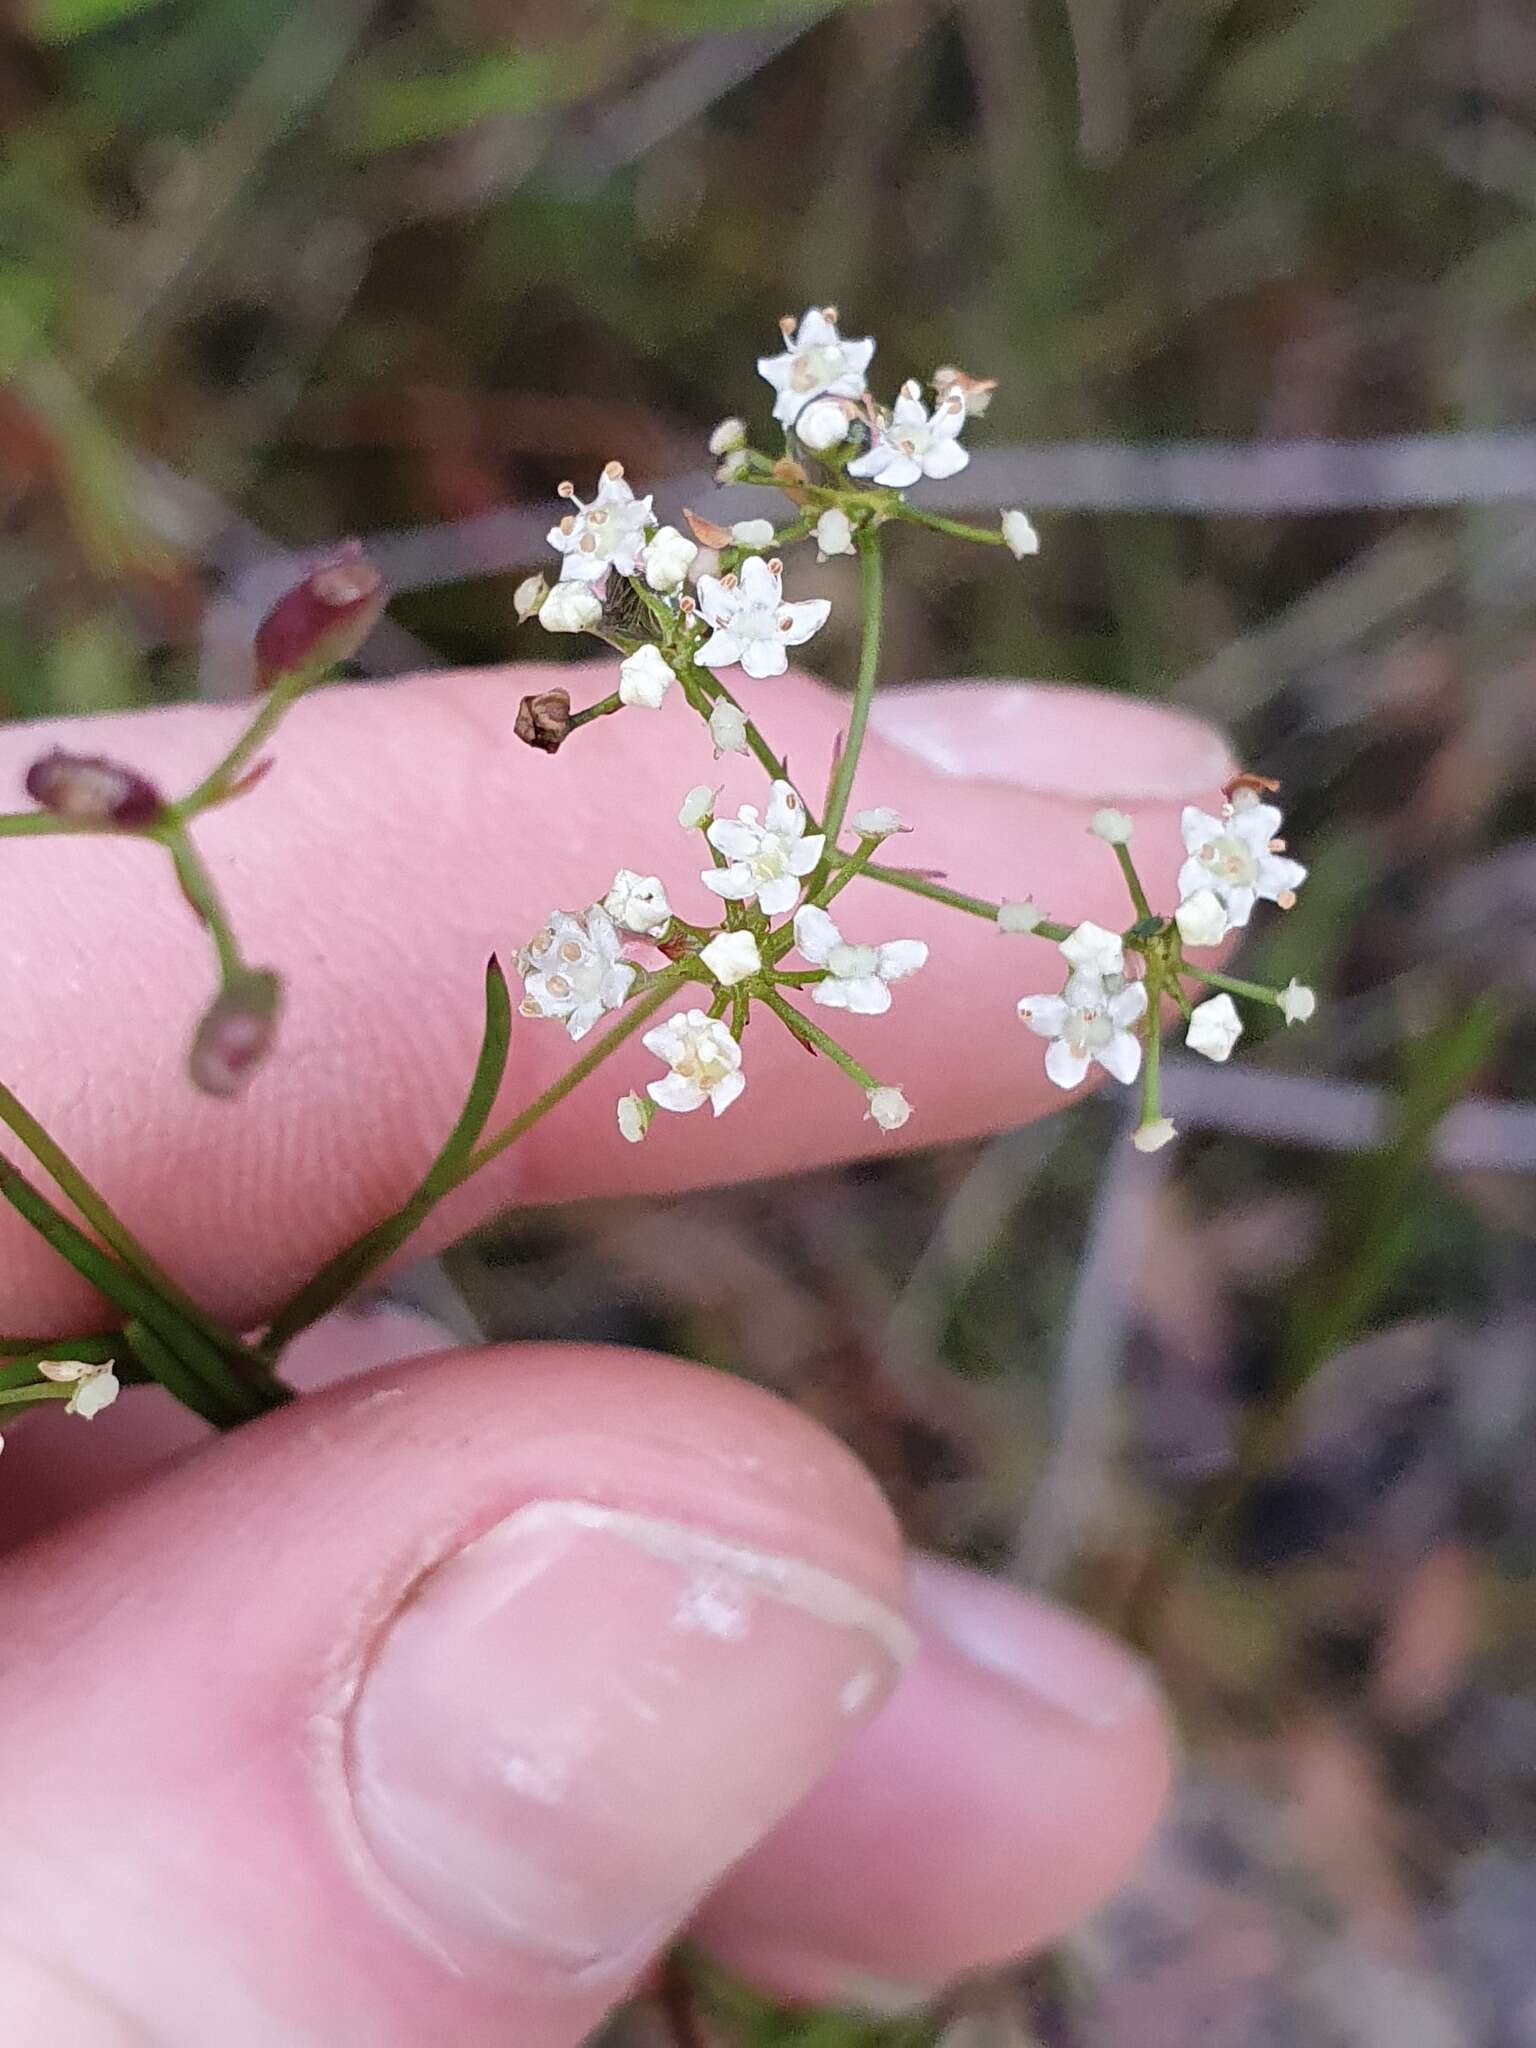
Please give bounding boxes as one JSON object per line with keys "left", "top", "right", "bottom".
{"left": 254, "top": 541, "right": 385, "bottom": 689}
{"left": 189, "top": 970, "right": 283, "bottom": 1098}
{"left": 770, "top": 458, "right": 809, "bottom": 488}
{"left": 24, "top": 749, "right": 163, "bottom": 828}
{"left": 683, "top": 508, "right": 732, "bottom": 549}
{"left": 514, "top": 688, "right": 573, "bottom": 754}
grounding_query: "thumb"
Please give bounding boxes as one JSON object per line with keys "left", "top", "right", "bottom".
{"left": 0, "top": 1346, "right": 910, "bottom": 2047}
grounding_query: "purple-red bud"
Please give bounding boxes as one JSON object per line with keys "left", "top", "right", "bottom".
{"left": 188, "top": 969, "right": 283, "bottom": 1098}
{"left": 514, "top": 688, "right": 573, "bottom": 753}
{"left": 254, "top": 541, "right": 385, "bottom": 689}
{"left": 24, "top": 749, "right": 164, "bottom": 828}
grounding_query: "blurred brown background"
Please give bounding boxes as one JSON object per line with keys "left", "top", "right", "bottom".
{"left": 4, "top": 0, "right": 1536, "bottom": 2040}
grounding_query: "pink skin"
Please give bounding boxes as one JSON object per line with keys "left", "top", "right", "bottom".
{"left": 0, "top": 666, "right": 1223, "bottom": 2043}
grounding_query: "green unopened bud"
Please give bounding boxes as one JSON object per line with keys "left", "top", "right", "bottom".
{"left": 189, "top": 969, "right": 283, "bottom": 1098}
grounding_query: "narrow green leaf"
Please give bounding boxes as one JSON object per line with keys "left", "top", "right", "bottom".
{"left": 121, "top": 1317, "right": 233, "bottom": 1428}
{"left": 265, "top": 957, "right": 513, "bottom": 1349}
{"left": 28, "top": 0, "right": 167, "bottom": 45}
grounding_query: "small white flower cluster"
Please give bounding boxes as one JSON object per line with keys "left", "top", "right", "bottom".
{"left": 1173, "top": 778, "right": 1308, "bottom": 949}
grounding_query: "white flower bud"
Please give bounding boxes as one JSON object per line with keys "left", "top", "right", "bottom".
{"left": 708, "top": 417, "right": 748, "bottom": 456}
{"left": 1187, "top": 993, "right": 1243, "bottom": 1063}
{"left": 709, "top": 700, "right": 749, "bottom": 756}
{"left": 617, "top": 644, "right": 676, "bottom": 709}
{"left": 1175, "top": 888, "right": 1229, "bottom": 950}
{"left": 513, "top": 572, "right": 550, "bottom": 622}
{"left": 538, "top": 582, "right": 603, "bottom": 634}
{"left": 603, "top": 868, "right": 672, "bottom": 936}
{"left": 1090, "top": 807, "right": 1134, "bottom": 846}
{"left": 1132, "top": 1118, "right": 1178, "bottom": 1153}
{"left": 642, "top": 525, "right": 699, "bottom": 594}
{"left": 730, "top": 519, "right": 776, "bottom": 548}
{"left": 1278, "top": 979, "right": 1317, "bottom": 1025}
{"left": 679, "top": 784, "right": 717, "bottom": 829}
{"left": 716, "top": 449, "right": 752, "bottom": 483}
{"left": 865, "top": 1085, "right": 912, "bottom": 1133}
{"left": 852, "top": 806, "right": 904, "bottom": 837}
{"left": 795, "top": 399, "right": 852, "bottom": 452}
{"left": 1002, "top": 509, "right": 1040, "bottom": 560}
{"left": 815, "top": 507, "right": 856, "bottom": 560}
{"left": 1060, "top": 920, "right": 1125, "bottom": 979}
{"left": 699, "top": 929, "right": 762, "bottom": 987}
{"left": 617, "top": 1092, "right": 653, "bottom": 1143}
{"left": 996, "top": 899, "right": 1042, "bottom": 934}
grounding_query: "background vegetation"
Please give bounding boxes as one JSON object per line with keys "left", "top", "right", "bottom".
{"left": 3, "top": 0, "right": 1536, "bottom": 2039}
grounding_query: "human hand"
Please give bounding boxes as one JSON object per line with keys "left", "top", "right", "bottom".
{"left": 0, "top": 662, "right": 1229, "bottom": 2044}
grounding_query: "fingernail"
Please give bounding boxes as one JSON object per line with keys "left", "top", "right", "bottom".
{"left": 348, "top": 1500, "right": 913, "bottom": 1982}
{"left": 908, "top": 1556, "right": 1152, "bottom": 1730}
{"left": 869, "top": 682, "right": 1231, "bottom": 801}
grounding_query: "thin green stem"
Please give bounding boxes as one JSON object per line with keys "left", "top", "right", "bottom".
{"left": 0, "top": 812, "right": 132, "bottom": 840}
{"left": 818, "top": 528, "right": 884, "bottom": 856}
{"left": 862, "top": 859, "right": 1076, "bottom": 942}
{"left": 0, "top": 1383, "right": 74, "bottom": 1411}
{"left": 762, "top": 990, "right": 878, "bottom": 1092}
{"left": 1180, "top": 964, "right": 1286, "bottom": 1007}
{"left": 162, "top": 820, "right": 245, "bottom": 983}
{"left": 1140, "top": 956, "right": 1165, "bottom": 1133}
{"left": 891, "top": 505, "right": 1007, "bottom": 548}
{"left": 815, "top": 837, "right": 881, "bottom": 908}
{"left": 1114, "top": 843, "right": 1154, "bottom": 924}
{"left": 569, "top": 691, "right": 623, "bottom": 731}
{"left": 179, "top": 680, "right": 303, "bottom": 816}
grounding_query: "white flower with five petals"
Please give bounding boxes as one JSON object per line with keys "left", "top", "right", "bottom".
{"left": 1177, "top": 796, "right": 1306, "bottom": 929}
{"left": 757, "top": 307, "right": 875, "bottom": 427}
{"left": 793, "top": 905, "right": 927, "bottom": 1014}
{"left": 847, "top": 382, "right": 969, "bottom": 490}
{"left": 696, "top": 557, "right": 830, "bottom": 680}
{"left": 1019, "top": 970, "right": 1147, "bottom": 1091}
{"left": 703, "top": 780, "right": 824, "bottom": 916}
{"left": 547, "top": 463, "right": 653, "bottom": 589}
{"left": 643, "top": 1009, "right": 745, "bottom": 1117}
{"left": 517, "top": 906, "right": 635, "bottom": 1042}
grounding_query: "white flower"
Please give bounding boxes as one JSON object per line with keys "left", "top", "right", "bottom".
{"left": 1059, "top": 920, "right": 1125, "bottom": 979}
{"left": 1279, "top": 979, "right": 1317, "bottom": 1025}
{"left": 643, "top": 1008, "right": 745, "bottom": 1117}
{"left": 997, "top": 899, "right": 1042, "bottom": 934}
{"left": 1002, "top": 510, "right": 1040, "bottom": 559}
{"left": 796, "top": 398, "right": 854, "bottom": 452}
{"left": 932, "top": 365, "right": 997, "bottom": 416}
{"left": 518, "top": 906, "right": 636, "bottom": 1041}
{"left": 1186, "top": 993, "right": 1243, "bottom": 1062}
{"left": 1178, "top": 798, "right": 1306, "bottom": 929}
{"left": 642, "top": 525, "right": 698, "bottom": 594}
{"left": 793, "top": 904, "right": 927, "bottom": 1014}
{"left": 757, "top": 306, "right": 875, "bottom": 427}
{"left": 696, "top": 557, "right": 831, "bottom": 680}
{"left": 1175, "top": 888, "right": 1229, "bottom": 949}
{"left": 1090, "top": 807, "right": 1134, "bottom": 846}
{"left": 617, "top": 644, "right": 676, "bottom": 709}
{"left": 37, "top": 1357, "right": 120, "bottom": 1419}
{"left": 708, "top": 700, "right": 749, "bottom": 755}
{"left": 513, "top": 572, "right": 549, "bottom": 621}
{"left": 730, "top": 519, "right": 776, "bottom": 548}
{"left": 603, "top": 868, "right": 671, "bottom": 936}
{"left": 847, "top": 382, "right": 968, "bottom": 490}
{"left": 547, "top": 462, "right": 653, "bottom": 588}
{"left": 1133, "top": 1117, "right": 1178, "bottom": 1153}
{"left": 679, "top": 784, "right": 717, "bottom": 830}
{"left": 815, "top": 507, "right": 856, "bottom": 559}
{"left": 866, "top": 1085, "right": 912, "bottom": 1132}
{"left": 704, "top": 779, "right": 825, "bottom": 916}
{"left": 617, "top": 1092, "right": 653, "bottom": 1143}
{"left": 538, "top": 581, "right": 603, "bottom": 634}
{"left": 852, "top": 805, "right": 905, "bottom": 837}
{"left": 708, "top": 417, "right": 747, "bottom": 456}
{"left": 700, "top": 929, "right": 761, "bottom": 987}
{"left": 1019, "top": 970, "right": 1147, "bottom": 1090}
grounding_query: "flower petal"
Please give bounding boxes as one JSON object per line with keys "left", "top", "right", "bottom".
{"left": 1019, "top": 994, "right": 1069, "bottom": 1038}
{"left": 755, "top": 874, "right": 800, "bottom": 916}
{"left": 793, "top": 904, "right": 841, "bottom": 964}
{"left": 1096, "top": 1031, "right": 1143, "bottom": 1086}
{"left": 738, "top": 555, "right": 781, "bottom": 606}
{"left": 710, "top": 1069, "right": 746, "bottom": 1115}
{"left": 875, "top": 939, "right": 928, "bottom": 981}
{"left": 1044, "top": 1039, "right": 1093, "bottom": 1089}
{"left": 649, "top": 1074, "right": 706, "bottom": 1113}
{"left": 778, "top": 598, "right": 832, "bottom": 646}
{"left": 740, "top": 639, "right": 789, "bottom": 679}
{"left": 697, "top": 630, "right": 743, "bottom": 670}
{"left": 841, "top": 977, "right": 893, "bottom": 1015}
{"left": 921, "top": 439, "right": 970, "bottom": 480}
{"left": 1108, "top": 980, "right": 1148, "bottom": 1028}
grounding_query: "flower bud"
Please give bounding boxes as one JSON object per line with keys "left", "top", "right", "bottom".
{"left": 716, "top": 449, "right": 752, "bottom": 483}
{"left": 699, "top": 930, "right": 761, "bottom": 987}
{"left": 1278, "top": 979, "right": 1317, "bottom": 1025}
{"left": 513, "top": 573, "right": 550, "bottom": 622}
{"left": 617, "top": 1092, "right": 654, "bottom": 1143}
{"left": 852, "top": 805, "right": 905, "bottom": 837}
{"left": 617, "top": 645, "right": 676, "bottom": 709}
{"left": 996, "top": 899, "right": 1042, "bottom": 934}
{"left": 1132, "top": 1118, "right": 1177, "bottom": 1153}
{"left": 679, "top": 784, "right": 716, "bottom": 829}
{"left": 708, "top": 701, "right": 749, "bottom": 756}
{"left": 1090, "top": 807, "right": 1134, "bottom": 846}
{"left": 932, "top": 366, "right": 998, "bottom": 416}
{"left": 729, "top": 519, "right": 776, "bottom": 548}
{"left": 514, "top": 688, "right": 573, "bottom": 753}
{"left": 255, "top": 542, "right": 385, "bottom": 688}
{"left": 865, "top": 1085, "right": 912, "bottom": 1133}
{"left": 795, "top": 399, "right": 853, "bottom": 453}
{"left": 815, "top": 507, "right": 856, "bottom": 559}
{"left": 538, "top": 582, "right": 603, "bottom": 634}
{"left": 643, "top": 526, "right": 700, "bottom": 594}
{"left": 189, "top": 969, "right": 283, "bottom": 1098}
{"left": 1001, "top": 510, "right": 1040, "bottom": 560}
{"left": 708, "top": 418, "right": 748, "bottom": 456}
{"left": 1186, "top": 993, "right": 1243, "bottom": 1063}
{"left": 24, "top": 749, "right": 163, "bottom": 828}
{"left": 1175, "top": 888, "right": 1229, "bottom": 949}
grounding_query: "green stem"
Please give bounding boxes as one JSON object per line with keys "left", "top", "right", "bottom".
{"left": 891, "top": 505, "right": 1008, "bottom": 548}
{"left": 1114, "top": 843, "right": 1154, "bottom": 924}
{"left": 179, "top": 678, "right": 304, "bottom": 816}
{"left": 161, "top": 820, "right": 245, "bottom": 983}
{"left": 1179, "top": 964, "right": 1287, "bottom": 1007}
{"left": 0, "top": 812, "right": 132, "bottom": 840}
{"left": 761, "top": 990, "right": 878, "bottom": 1092}
{"left": 569, "top": 691, "right": 623, "bottom": 731}
{"left": 862, "top": 859, "right": 1075, "bottom": 942}
{"left": 818, "top": 528, "right": 884, "bottom": 857}
{"left": 0, "top": 1383, "right": 74, "bottom": 1411}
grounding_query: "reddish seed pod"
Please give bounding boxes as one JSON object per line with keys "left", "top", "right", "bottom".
{"left": 24, "top": 749, "right": 164, "bottom": 827}
{"left": 254, "top": 541, "right": 385, "bottom": 689}
{"left": 188, "top": 969, "right": 283, "bottom": 1098}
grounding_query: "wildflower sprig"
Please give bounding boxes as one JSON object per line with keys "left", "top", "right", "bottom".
{"left": 0, "top": 301, "right": 1320, "bottom": 1452}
